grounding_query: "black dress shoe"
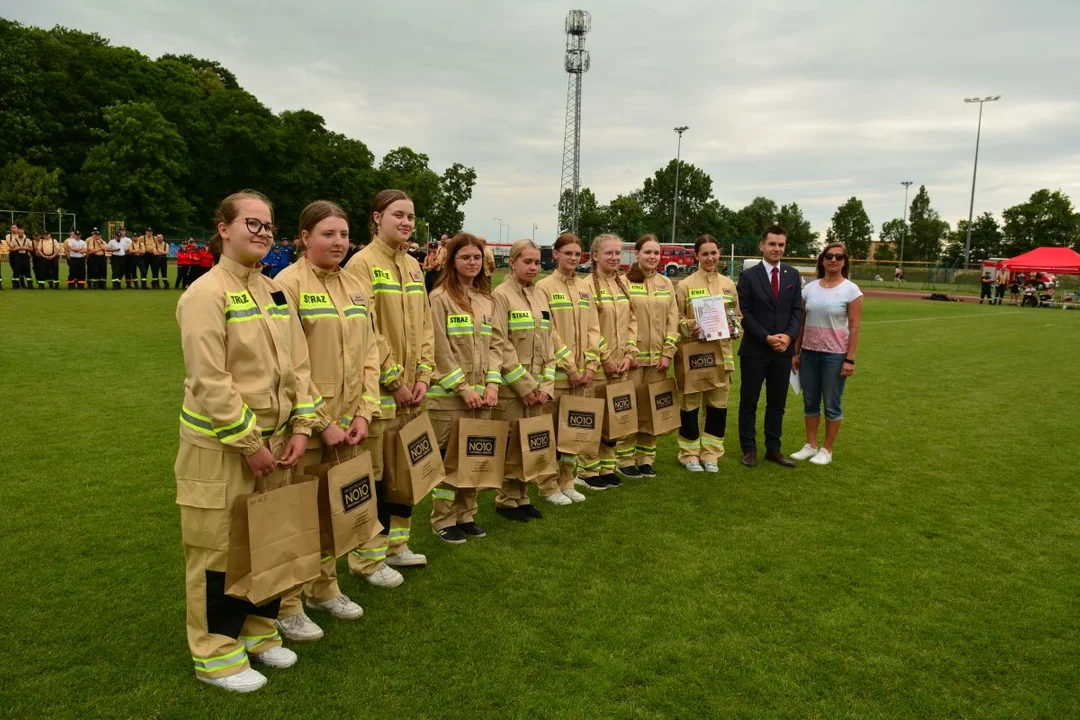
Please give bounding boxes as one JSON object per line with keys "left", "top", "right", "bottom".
{"left": 764, "top": 450, "right": 796, "bottom": 467}
{"left": 520, "top": 504, "right": 544, "bottom": 520}
{"left": 742, "top": 451, "right": 758, "bottom": 467}
{"left": 496, "top": 506, "right": 529, "bottom": 523}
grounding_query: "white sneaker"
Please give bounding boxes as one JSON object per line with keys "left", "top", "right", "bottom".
{"left": 363, "top": 563, "right": 404, "bottom": 588}
{"left": 306, "top": 594, "right": 363, "bottom": 620}
{"left": 197, "top": 667, "right": 267, "bottom": 693}
{"left": 684, "top": 460, "right": 704, "bottom": 472}
{"left": 563, "top": 489, "right": 587, "bottom": 503}
{"left": 703, "top": 462, "right": 719, "bottom": 473}
{"left": 249, "top": 645, "right": 298, "bottom": 669}
{"left": 791, "top": 443, "right": 819, "bottom": 461}
{"left": 276, "top": 612, "right": 323, "bottom": 642}
{"left": 809, "top": 448, "right": 833, "bottom": 465}
{"left": 385, "top": 548, "right": 427, "bottom": 567}
{"left": 545, "top": 491, "right": 572, "bottom": 506}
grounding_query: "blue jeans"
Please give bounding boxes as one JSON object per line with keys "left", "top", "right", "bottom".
{"left": 800, "top": 350, "right": 847, "bottom": 421}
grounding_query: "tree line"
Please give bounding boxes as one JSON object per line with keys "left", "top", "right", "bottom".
{"left": 0, "top": 19, "right": 476, "bottom": 239}
{"left": 562, "top": 163, "right": 1078, "bottom": 263}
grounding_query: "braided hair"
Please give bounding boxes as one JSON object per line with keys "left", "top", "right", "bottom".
{"left": 590, "top": 233, "right": 635, "bottom": 318}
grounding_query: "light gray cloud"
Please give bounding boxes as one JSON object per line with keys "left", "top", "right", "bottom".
{"left": 7, "top": 0, "right": 1080, "bottom": 244}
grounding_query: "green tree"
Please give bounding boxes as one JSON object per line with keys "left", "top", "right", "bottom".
{"left": 0, "top": 158, "right": 64, "bottom": 213}
{"left": 1001, "top": 189, "right": 1079, "bottom": 255}
{"left": 379, "top": 147, "right": 441, "bottom": 218}
{"left": 639, "top": 160, "right": 713, "bottom": 241}
{"left": 943, "top": 212, "right": 1003, "bottom": 264}
{"left": 602, "top": 193, "right": 649, "bottom": 241}
{"left": 776, "top": 202, "right": 818, "bottom": 257}
{"left": 79, "top": 101, "right": 193, "bottom": 229}
{"left": 558, "top": 187, "right": 605, "bottom": 238}
{"left": 736, "top": 196, "right": 779, "bottom": 240}
{"left": 905, "top": 186, "right": 950, "bottom": 262}
{"left": 428, "top": 162, "right": 477, "bottom": 237}
{"left": 825, "top": 197, "right": 873, "bottom": 260}
{"left": 873, "top": 241, "right": 897, "bottom": 262}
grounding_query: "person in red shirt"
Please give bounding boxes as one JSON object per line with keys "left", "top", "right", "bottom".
{"left": 176, "top": 239, "right": 197, "bottom": 290}
{"left": 186, "top": 244, "right": 214, "bottom": 285}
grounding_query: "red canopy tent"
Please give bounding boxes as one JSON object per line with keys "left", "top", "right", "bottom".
{"left": 1001, "top": 246, "right": 1080, "bottom": 274}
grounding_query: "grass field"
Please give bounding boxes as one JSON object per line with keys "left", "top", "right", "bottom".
{"left": 1, "top": 281, "right": 1078, "bottom": 718}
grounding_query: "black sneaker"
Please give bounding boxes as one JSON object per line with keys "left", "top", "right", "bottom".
{"left": 436, "top": 526, "right": 467, "bottom": 544}
{"left": 582, "top": 476, "right": 608, "bottom": 491}
{"left": 456, "top": 522, "right": 487, "bottom": 538}
{"left": 601, "top": 473, "right": 622, "bottom": 488}
{"left": 520, "top": 504, "right": 544, "bottom": 520}
{"left": 637, "top": 464, "right": 656, "bottom": 478}
{"left": 616, "top": 465, "right": 642, "bottom": 479}
{"left": 496, "top": 506, "right": 530, "bottom": 523}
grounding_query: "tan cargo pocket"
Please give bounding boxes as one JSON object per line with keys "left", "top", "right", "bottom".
{"left": 314, "top": 381, "right": 337, "bottom": 400}
{"left": 240, "top": 390, "right": 272, "bottom": 410}
{"left": 175, "top": 445, "right": 233, "bottom": 550}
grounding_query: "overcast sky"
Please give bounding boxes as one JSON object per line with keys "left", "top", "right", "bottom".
{"left": 7, "top": 0, "right": 1080, "bottom": 243}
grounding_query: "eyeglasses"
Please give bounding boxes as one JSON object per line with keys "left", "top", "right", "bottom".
{"left": 823, "top": 253, "right": 846, "bottom": 261}
{"left": 237, "top": 218, "right": 277, "bottom": 236}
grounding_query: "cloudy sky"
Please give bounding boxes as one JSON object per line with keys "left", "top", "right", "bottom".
{"left": 8, "top": 0, "right": 1080, "bottom": 242}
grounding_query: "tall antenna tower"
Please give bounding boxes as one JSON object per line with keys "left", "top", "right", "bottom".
{"left": 558, "top": 10, "right": 591, "bottom": 235}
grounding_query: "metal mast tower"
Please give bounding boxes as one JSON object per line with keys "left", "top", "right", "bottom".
{"left": 558, "top": 10, "right": 591, "bottom": 235}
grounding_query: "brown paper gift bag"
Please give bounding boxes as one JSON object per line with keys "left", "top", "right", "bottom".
{"left": 637, "top": 377, "right": 680, "bottom": 436}
{"left": 383, "top": 411, "right": 446, "bottom": 505}
{"left": 517, "top": 411, "right": 558, "bottom": 485}
{"left": 307, "top": 450, "right": 382, "bottom": 558}
{"left": 225, "top": 470, "right": 321, "bottom": 605}
{"left": 556, "top": 393, "right": 605, "bottom": 455}
{"left": 675, "top": 341, "right": 725, "bottom": 393}
{"left": 597, "top": 378, "right": 638, "bottom": 441}
{"left": 444, "top": 417, "right": 509, "bottom": 490}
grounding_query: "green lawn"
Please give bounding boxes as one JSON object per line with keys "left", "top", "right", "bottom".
{"left": 1, "top": 284, "right": 1078, "bottom": 718}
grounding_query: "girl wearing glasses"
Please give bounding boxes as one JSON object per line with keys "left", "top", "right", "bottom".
{"left": 272, "top": 200, "right": 382, "bottom": 640}
{"left": 791, "top": 243, "right": 863, "bottom": 466}
{"left": 427, "top": 233, "right": 502, "bottom": 542}
{"left": 175, "top": 190, "right": 329, "bottom": 693}
{"left": 674, "top": 234, "right": 742, "bottom": 473}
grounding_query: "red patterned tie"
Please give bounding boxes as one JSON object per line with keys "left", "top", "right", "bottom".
{"left": 771, "top": 266, "right": 779, "bottom": 300}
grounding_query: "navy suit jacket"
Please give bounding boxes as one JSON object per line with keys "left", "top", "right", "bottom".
{"left": 736, "top": 262, "right": 803, "bottom": 359}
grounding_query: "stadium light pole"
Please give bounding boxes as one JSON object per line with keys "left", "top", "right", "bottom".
{"left": 493, "top": 217, "right": 503, "bottom": 243}
{"left": 900, "top": 181, "right": 913, "bottom": 265}
{"left": 532, "top": 223, "right": 538, "bottom": 242}
{"left": 963, "top": 96, "right": 1000, "bottom": 267}
{"left": 671, "top": 125, "right": 689, "bottom": 243}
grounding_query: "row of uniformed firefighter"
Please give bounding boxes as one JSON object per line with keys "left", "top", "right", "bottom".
{"left": 174, "top": 188, "right": 741, "bottom": 693}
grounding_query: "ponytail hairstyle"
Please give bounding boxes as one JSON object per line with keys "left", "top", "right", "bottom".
{"left": 693, "top": 233, "right": 721, "bottom": 272}
{"left": 590, "top": 233, "right": 635, "bottom": 317}
{"left": 369, "top": 189, "right": 413, "bottom": 237}
{"left": 553, "top": 232, "right": 583, "bottom": 274}
{"left": 299, "top": 200, "right": 348, "bottom": 249}
{"left": 209, "top": 188, "right": 273, "bottom": 264}
{"left": 509, "top": 238, "right": 540, "bottom": 261}
{"left": 435, "top": 232, "right": 492, "bottom": 312}
{"left": 626, "top": 233, "right": 660, "bottom": 283}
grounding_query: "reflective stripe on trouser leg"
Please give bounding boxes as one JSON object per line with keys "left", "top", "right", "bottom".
{"left": 678, "top": 402, "right": 702, "bottom": 464}
{"left": 557, "top": 454, "right": 577, "bottom": 493}
{"left": 241, "top": 625, "right": 282, "bottom": 655}
{"left": 599, "top": 440, "right": 617, "bottom": 474}
{"left": 635, "top": 435, "right": 657, "bottom": 465}
{"left": 347, "top": 426, "right": 388, "bottom": 576}
{"left": 386, "top": 515, "right": 412, "bottom": 555}
{"left": 615, "top": 435, "right": 637, "bottom": 468}
{"left": 431, "top": 484, "right": 460, "bottom": 531}
{"left": 700, "top": 405, "right": 728, "bottom": 463}
{"left": 349, "top": 534, "right": 388, "bottom": 576}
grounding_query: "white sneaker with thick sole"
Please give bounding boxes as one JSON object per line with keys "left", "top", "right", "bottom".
{"left": 703, "top": 462, "right": 719, "bottom": 473}
{"left": 791, "top": 443, "right": 819, "bottom": 461}
{"left": 276, "top": 612, "right": 324, "bottom": 642}
{"left": 385, "top": 548, "right": 427, "bottom": 567}
{"left": 684, "top": 460, "right": 704, "bottom": 472}
{"left": 809, "top": 448, "right": 833, "bottom": 465}
{"left": 563, "top": 489, "right": 587, "bottom": 503}
{"left": 545, "top": 491, "right": 572, "bottom": 506}
{"left": 306, "top": 595, "right": 364, "bottom": 620}
{"left": 250, "top": 645, "right": 298, "bottom": 669}
{"left": 197, "top": 667, "right": 267, "bottom": 693}
{"left": 363, "top": 564, "right": 404, "bottom": 588}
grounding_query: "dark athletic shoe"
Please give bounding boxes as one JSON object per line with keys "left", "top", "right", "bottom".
{"left": 616, "top": 465, "right": 642, "bottom": 479}
{"left": 520, "top": 505, "right": 544, "bottom": 520}
{"left": 637, "top": 464, "right": 656, "bottom": 478}
{"left": 496, "top": 506, "right": 529, "bottom": 523}
{"left": 456, "top": 522, "right": 487, "bottom": 538}
{"left": 601, "top": 473, "right": 621, "bottom": 488}
{"left": 436, "top": 526, "right": 467, "bottom": 544}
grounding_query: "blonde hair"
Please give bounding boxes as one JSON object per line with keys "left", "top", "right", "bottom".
{"left": 590, "top": 233, "right": 634, "bottom": 317}
{"left": 509, "top": 238, "right": 540, "bottom": 261}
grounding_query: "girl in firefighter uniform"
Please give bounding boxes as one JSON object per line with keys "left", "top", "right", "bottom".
{"left": 674, "top": 234, "right": 742, "bottom": 472}
{"left": 535, "top": 233, "right": 599, "bottom": 501}
{"left": 175, "top": 190, "right": 328, "bottom": 693}
{"left": 427, "top": 233, "right": 502, "bottom": 542}
{"left": 490, "top": 239, "right": 559, "bottom": 521}
{"left": 344, "top": 189, "right": 435, "bottom": 578}
{"left": 624, "top": 235, "right": 680, "bottom": 477}
{"left": 273, "top": 200, "right": 382, "bottom": 639}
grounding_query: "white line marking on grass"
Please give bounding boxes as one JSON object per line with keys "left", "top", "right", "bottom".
{"left": 863, "top": 311, "right": 1024, "bottom": 325}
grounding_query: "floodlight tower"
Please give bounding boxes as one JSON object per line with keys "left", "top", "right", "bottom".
{"left": 558, "top": 10, "right": 591, "bottom": 235}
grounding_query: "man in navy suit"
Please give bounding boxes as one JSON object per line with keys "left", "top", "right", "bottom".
{"left": 736, "top": 225, "right": 803, "bottom": 467}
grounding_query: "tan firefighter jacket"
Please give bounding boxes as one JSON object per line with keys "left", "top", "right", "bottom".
{"left": 428, "top": 286, "right": 501, "bottom": 410}
{"left": 675, "top": 268, "right": 742, "bottom": 371}
{"left": 491, "top": 278, "right": 557, "bottom": 400}
{"left": 587, "top": 269, "right": 638, "bottom": 380}
{"left": 85, "top": 237, "right": 107, "bottom": 255}
{"left": 344, "top": 238, "right": 435, "bottom": 420}
{"left": 536, "top": 270, "right": 599, "bottom": 390}
{"left": 176, "top": 255, "right": 327, "bottom": 455}
{"left": 626, "top": 269, "right": 679, "bottom": 367}
{"left": 275, "top": 256, "right": 381, "bottom": 447}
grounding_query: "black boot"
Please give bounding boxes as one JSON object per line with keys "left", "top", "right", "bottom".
{"left": 151, "top": 280, "right": 159, "bottom": 289}
{"left": 163, "top": 279, "right": 170, "bottom": 289}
